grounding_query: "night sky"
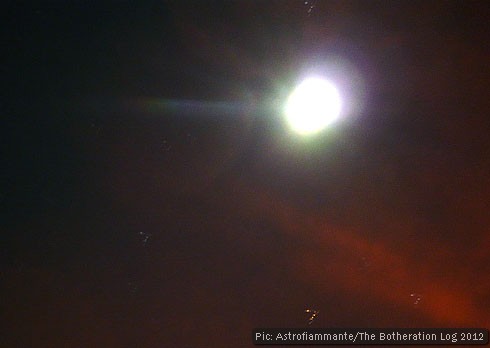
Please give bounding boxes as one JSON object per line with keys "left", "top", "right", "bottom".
{"left": 2, "top": 1, "right": 490, "bottom": 347}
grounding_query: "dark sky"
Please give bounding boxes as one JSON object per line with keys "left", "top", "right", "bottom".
{"left": 2, "top": 1, "right": 490, "bottom": 347}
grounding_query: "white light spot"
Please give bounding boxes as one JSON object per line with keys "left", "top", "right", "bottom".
{"left": 284, "top": 77, "right": 341, "bottom": 135}
{"left": 139, "top": 231, "right": 152, "bottom": 246}
{"left": 410, "top": 293, "right": 423, "bottom": 306}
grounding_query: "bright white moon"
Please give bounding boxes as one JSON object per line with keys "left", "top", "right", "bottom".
{"left": 284, "top": 77, "right": 342, "bottom": 135}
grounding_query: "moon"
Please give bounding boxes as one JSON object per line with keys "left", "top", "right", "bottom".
{"left": 284, "top": 77, "right": 342, "bottom": 135}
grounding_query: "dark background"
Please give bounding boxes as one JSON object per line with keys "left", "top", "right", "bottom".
{"left": 2, "top": 1, "right": 490, "bottom": 347}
